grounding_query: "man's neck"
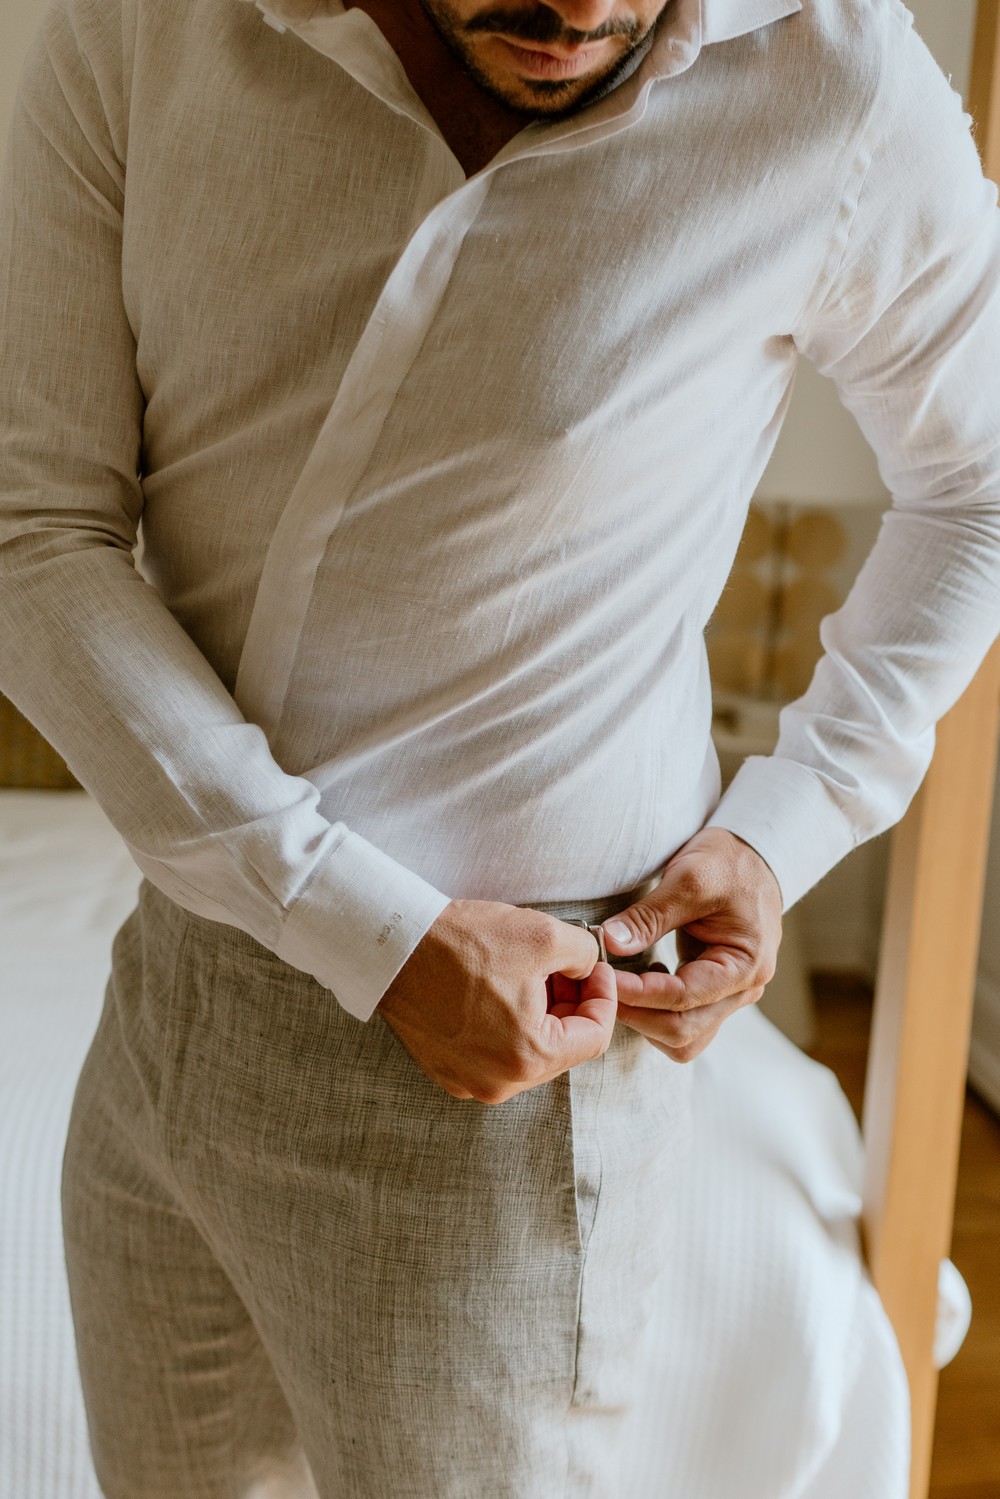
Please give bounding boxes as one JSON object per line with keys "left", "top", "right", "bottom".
{"left": 343, "top": 0, "right": 530, "bottom": 172}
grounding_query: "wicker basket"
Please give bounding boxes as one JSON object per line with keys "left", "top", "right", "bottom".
{"left": 0, "top": 694, "right": 79, "bottom": 789}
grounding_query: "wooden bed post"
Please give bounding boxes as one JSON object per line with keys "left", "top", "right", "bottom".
{"left": 971, "top": 0, "right": 1000, "bottom": 177}
{"left": 861, "top": 642, "right": 1000, "bottom": 1499}
{"left": 861, "top": 8, "right": 1000, "bottom": 1495}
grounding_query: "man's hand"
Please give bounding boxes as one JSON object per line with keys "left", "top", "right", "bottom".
{"left": 376, "top": 900, "right": 617, "bottom": 1104}
{"left": 603, "top": 828, "right": 783, "bottom": 1063}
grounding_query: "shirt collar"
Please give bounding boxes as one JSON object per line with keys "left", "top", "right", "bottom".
{"left": 701, "top": 0, "right": 803, "bottom": 45}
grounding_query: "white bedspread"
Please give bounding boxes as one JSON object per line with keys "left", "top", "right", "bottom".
{"left": 0, "top": 790, "right": 944, "bottom": 1497}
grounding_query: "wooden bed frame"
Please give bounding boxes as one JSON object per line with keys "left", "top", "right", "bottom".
{"left": 1, "top": 9, "right": 998, "bottom": 1497}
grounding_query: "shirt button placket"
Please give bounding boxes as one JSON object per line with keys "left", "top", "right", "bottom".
{"left": 234, "top": 177, "right": 494, "bottom": 736}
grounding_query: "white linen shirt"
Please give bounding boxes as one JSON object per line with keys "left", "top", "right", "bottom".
{"left": 1, "top": 0, "right": 999, "bottom": 1020}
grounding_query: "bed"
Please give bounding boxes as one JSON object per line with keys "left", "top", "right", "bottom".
{"left": 0, "top": 783, "right": 976, "bottom": 1498}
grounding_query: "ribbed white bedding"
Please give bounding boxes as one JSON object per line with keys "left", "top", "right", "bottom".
{"left": 1, "top": 789, "right": 950, "bottom": 1497}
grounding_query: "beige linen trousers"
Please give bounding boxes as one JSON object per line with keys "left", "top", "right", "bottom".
{"left": 62, "top": 882, "right": 693, "bottom": 1498}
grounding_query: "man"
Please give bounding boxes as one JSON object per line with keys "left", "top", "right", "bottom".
{"left": 0, "top": 0, "right": 997, "bottom": 1490}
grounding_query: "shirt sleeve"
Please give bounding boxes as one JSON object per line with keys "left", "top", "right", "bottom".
{"left": 708, "top": 8, "right": 1000, "bottom": 910}
{"left": 0, "top": 0, "right": 450, "bottom": 1019}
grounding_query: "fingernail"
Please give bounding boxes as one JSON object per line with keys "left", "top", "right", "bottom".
{"left": 605, "top": 920, "right": 635, "bottom": 947}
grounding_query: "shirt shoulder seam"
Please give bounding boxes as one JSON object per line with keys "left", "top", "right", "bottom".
{"left": 792, "top": 0, "right": 910, "bottom": 341}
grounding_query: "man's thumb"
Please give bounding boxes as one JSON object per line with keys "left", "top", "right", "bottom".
{"left": 602, "top": 895, "right": 670, "bottom": 956}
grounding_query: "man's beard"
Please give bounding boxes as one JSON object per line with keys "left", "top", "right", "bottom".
{"left": 414, "top": 0, "right": 654, "bottom": 117}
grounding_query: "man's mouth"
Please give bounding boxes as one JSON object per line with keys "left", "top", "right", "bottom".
{"left": 494, "top": 36, "right": 611, "bottom": 78}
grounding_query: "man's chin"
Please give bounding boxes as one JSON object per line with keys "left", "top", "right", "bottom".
{"left": 491, "top": 77, "right": 596, "bottom": 116}
{"left": 469, "top": 55, "right": 628, "bottom": 119}
{"left": 471, "top": 36, "right": 649, "bottom": 119}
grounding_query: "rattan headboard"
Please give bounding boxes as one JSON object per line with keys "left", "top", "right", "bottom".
{"left": 0, "top": 694, "right": 78, "bottom": 789}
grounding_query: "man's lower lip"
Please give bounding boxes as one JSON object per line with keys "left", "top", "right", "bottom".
{"left": 497, "top": 39, "right": 606, "bottom": 78}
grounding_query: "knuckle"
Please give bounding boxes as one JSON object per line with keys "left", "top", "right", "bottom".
{"left": 505, "top": 1048, "right": 539, "bottom": 1086}
{"left": 669, "top": 1042, "right": 699, "bottom": 1064}
{"left": 584, "top": 1030, "right": 612, "bottom": 1065}
{"left": 674, "top": 1018, "right": 701, "bottom": 1047}
{"left": 671, "top": 988, "right": 705, "bottom": 1014}
{"left": 673, "top": 864, "right": 710, "bottom": 906}
{"left": 665, "top": 1031, "right": 704, "bottom": 1067}
{"left": 498, "top": 1034, "right": 550, "bottom": 1089}
{"left": 594, "top": 1026, "right": 614, "bottom": 1059}
{"left": 526, "top": 912, "right": 562, "bottom": 963}
{"left": 674, "top": 1026, "right": 716, "bottom": 1061}
{"left": 660, "top": 1010, "right": 698, "bottom": 1045}
{"left": 472, "top": 1082, "right": 512, "bottom": 1106}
